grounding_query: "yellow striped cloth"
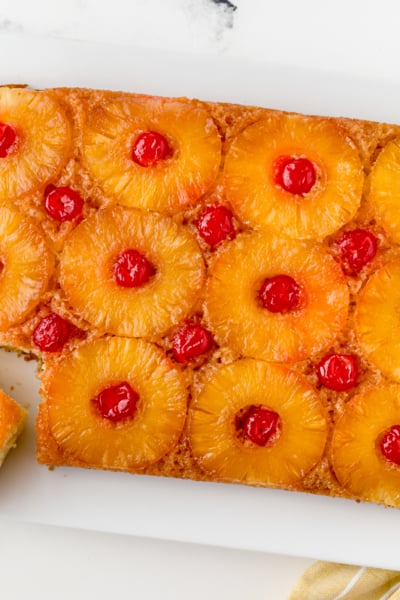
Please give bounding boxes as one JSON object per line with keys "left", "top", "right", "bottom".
{"left": 287, "top": 562, "right": 400, "bottom": 599}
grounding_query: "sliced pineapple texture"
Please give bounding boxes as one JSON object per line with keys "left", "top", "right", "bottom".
{"left": 331, "top": 385, "right": 400, "bottom": 507}
{"left": 42, "top": 336, "right": 188, "bottom": 470}
{"left": 224, "top": 114, "right": 363, "bottom": 239}
{"left": 355, "top": 262, "right": 400, "bottom": 381}
{"left": 59, "top": 205, "right": 205, "bottom": 337}
{"left": 0, "top": 205, "right": 54, "bottom": 330}
{"left": 82, "top": 97, "right": 221, "bottom": 213}
{"left": 368, "top": 139, "right": 400, "bottom": 243}
{"left": 189, "top": 359, "right": 327, "bottom": 486}
{"left": 0, "top": 87, "right": 70, "bottom": 200}
{"left": 205, "top": 230, "right": 349, "bottom": 362}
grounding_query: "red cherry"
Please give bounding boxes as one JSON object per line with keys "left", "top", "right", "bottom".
{"left": 32, "top": 313, "right": 73, "bottom": 352}
{"left": 172, "top": 323, "right": 213, "bottom": 363}
{"left": 195, "top": 205, "right": 236, "bottom": 246}
{"left": 317, "top": 353, "right": 358, "bottom": 391}
{"left": 259, "top": 274, "right": 302, "bottom": 313}
{"left": 380, "top": 425, "right": 400, "bottom": 466}
{"left": 0, "top": 122, "right": 17, "bottom": 158}
{"left": 44, "top": 185, "right": 84, "bottom": 222}
{"left": 335, "top": 229, "right": 378, "bottom": 275}
{"left": 132, "top": 131, "right": 172, "bottom": 167}
{"left": 239, "top": 405, "right": 280, "bottom": 447}
{"left": 274, "top": 156, "right": 316, "bottom": 195}
{"left": 113, "top": 249, "right": 155, "bottom": 288}
{"left": 92, "top": 381, "right": 139, "bottom": 423}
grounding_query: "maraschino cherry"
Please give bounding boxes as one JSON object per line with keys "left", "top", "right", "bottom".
{"left": 380, "top": 425, "right": 400, "bottom": 466}
{"left": 32, "top": 313, "right": 74, "bottom": 352}
{"left": 335, "top": 229, "right": 378, "bottom": 275}
{"left": 132, "top": 131, "right": 172, "bottom": 167}
{"left": 259, "top": 274, "right": 302, "bottom": 313}
{"left": 113, "top": 249, "right": 155, "bottom": 288}
{"left": 238, "top": 405, "right": 280, "bottom": 447}
{"left": 317, "top": 353, "right": 358, "bottom": 391}
{"left": 44, "top": 185, "right": 84, "bottom": 222}
{"left": 195, "top": 205, "right": 236, "bottom": 246}
{"left": 0, "top": 122, "right": 17, "bottom": 158}
{"left": 92, "top": 381, "right": 139, "bottom": 423}
{"left": 172, "top": 322, "right": 213, "bottom": 363}
{"left": 274, "top": 156, "right": 316, "bottom": 196}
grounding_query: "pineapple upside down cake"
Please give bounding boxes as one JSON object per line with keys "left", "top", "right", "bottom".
{"left": 1, "top": 85, "right": 400, "bottom": 508}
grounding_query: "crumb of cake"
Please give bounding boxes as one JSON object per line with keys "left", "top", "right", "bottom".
{"left": 0, "top": 390, "right": 27, "bottom": 467}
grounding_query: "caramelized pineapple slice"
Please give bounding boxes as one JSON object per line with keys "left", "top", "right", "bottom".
{"left": 41, "top": 336, "right": 188, "bottom": 470}
{"left": 0, "top": 205, "right": 54, "bottom": 330}
{"left": 0, "top": 87, "right": 70, "bottom": 200}
{"left": 368, "top": 139, "right": 400, "bottom": 243}
{"left": 331, "top": 385, "right": 400, "bottom": 507}
{"left": 59, "top": 205, "right": 205, "bottom": 337}
{"left": 189, "top": 359, "right": 327, "bottom": 486}
{"left": 82, "top": 97, "right": 221, "bottom": 213}
{"left": 355, "top": 262, "right": 400, "bottom": 381}
{"left": 205, "top": 231, "right": 349, "bottom": 362}
{"left": 224, "top": 114, "right": 363, "bottom": 239}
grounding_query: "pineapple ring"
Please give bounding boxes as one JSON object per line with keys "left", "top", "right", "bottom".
{"left": 189, "top": 359, "right": 327, "bottom": 486}
{"left": 82, "top": 97, "right": 221, "bottom": 213}
{"left": 205, "top": 231, "right": 349, "bottom": 362}
{"left": 43, "top": 336, "right": 188, "bottom": 470}
{"left": 0, "top": 87, "right": 70, "bottom": 200}
{"left": 224, "top": 114, "right": 363, "bottom": 239}
{"left": 355, "top": 262, "right": 400, "bottom": 381}
{"left": 368, "top": 139, "right": 400, "bottom": 243}
{"left": 331, "top": 385, "right": 400, "bottom": 507}
{"left": 59, "top": 205, "right": 205, "bottom": 337}
{"left": 0, "top": 205, "right": 54, "bottom": 330}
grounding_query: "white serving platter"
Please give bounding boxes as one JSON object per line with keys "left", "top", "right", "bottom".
{"left": 0, "top": 32, "right": 400, "bottom": 570}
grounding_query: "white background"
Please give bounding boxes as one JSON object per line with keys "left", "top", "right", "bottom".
{"left": 1, "top": 0, "right": 399, "bottom": 597}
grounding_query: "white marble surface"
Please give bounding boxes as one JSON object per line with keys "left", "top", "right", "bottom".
{"left": 1, "top": 0, "right": 400, "bottom": 82}
{"left": 1, "top": 0, "right": 400, "bottom": 597}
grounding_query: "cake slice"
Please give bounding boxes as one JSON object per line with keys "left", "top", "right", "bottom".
{"left": 0, "top": 389, "right": 27, "bottom": 467}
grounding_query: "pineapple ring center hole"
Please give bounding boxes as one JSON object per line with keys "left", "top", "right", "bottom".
{"left": 0, "top": 121, "right": 17, "bottom": 158}
{"left": 112, "top": 248, "right": 156, "bottom": 288}
{"left": 131, "top": 130, "right": 173, "bottom": 167}
{"left": 91, "top": 380, "right": 139, "bottom": 424}
{"left": 258, "top": 274, "right": 304, "bottom": 313}
{"left": 273, "top": 155, "right": 317, "bottom": 196}
{"left": 235, "top": 404, "right": 281, "bottom": 447}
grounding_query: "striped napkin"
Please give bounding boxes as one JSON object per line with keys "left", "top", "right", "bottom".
{"left": 287, "top": 561, "right": 400, "bottom": 599}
